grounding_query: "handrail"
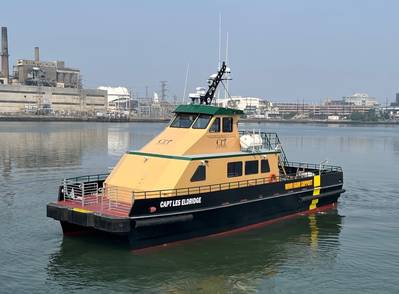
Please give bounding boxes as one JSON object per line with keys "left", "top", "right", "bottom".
{"left": 285, "top": 161, "right": 342, "bottom": 172}
{"left": 62, "top": 173, "right": 109, "bottom": 184}
{"left": 239, "top": 131, "right": 289, "bottom": 166}
{"left": 132, "top": 161, "right": 342, "bottom": 199}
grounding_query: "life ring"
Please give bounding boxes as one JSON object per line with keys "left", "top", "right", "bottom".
{"left": 270, "top": 174, "right": 277, "bottom": 182}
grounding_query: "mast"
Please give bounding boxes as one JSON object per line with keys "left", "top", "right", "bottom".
{"left": 224, "top": 32, "right": 229, "bottom": 99}
{"left": 200, "top": 61, "right": 227, "bottom": 105}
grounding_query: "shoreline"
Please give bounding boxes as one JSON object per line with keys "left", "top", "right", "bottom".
{"left": 0, "top": 115, "right": 398, "bottom": 125}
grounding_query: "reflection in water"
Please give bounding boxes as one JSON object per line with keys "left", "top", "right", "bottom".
{"left": 47, "top": 210, "right": 342, "bottom": 293}
{"left": 0, "top": 124, "right": 108, "bottom": 171}
{"left": 108, "top": 131, "right": 129, "bottom": 156}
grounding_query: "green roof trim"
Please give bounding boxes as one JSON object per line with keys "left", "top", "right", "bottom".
{"left": 128, "top": 150, "right": 278, "bottom": 161}
{"left": 174, "top": 104, "right": 244, "bottom": 116}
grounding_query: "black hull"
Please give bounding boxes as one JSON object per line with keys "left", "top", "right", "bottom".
{"left": 128, "top": 189, "right": 342, "bottom": 250}
{"left": 47, "top": 172, "right": 344, "bottom": 250}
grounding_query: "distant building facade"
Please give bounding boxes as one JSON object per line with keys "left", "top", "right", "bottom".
{"left": 0, "top": 84, "right": 106, "bottom": 114}
{"left": 343, "top": 93, "right": 378, "bottom": 107}
{"left": 97, "top": 86, "right": 131, "bottom": 110}
{"left": 12, "top": 47, "right": 80, "bottom": 88}
{"left": 216, "top": 96, "right": 279, "bottom": 118}
{"left": 274, "top": 93, "right": 379, "bottom": 119}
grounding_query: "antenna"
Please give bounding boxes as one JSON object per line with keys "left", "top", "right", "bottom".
{"left": 217, "top": 13, "right": 222, "bottom": 101}
{"left": 218, "top": 13, "right": 222, "bottom": 70}
{"left": 182, "top": 63, "right": 190, "bottom": 103}
{"left": 224, "top": 31, "right": 229, "bottom": 99}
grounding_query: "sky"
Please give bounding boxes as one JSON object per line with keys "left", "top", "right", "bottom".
{"left": 1, "top": 0, "right": 399, "bottom": 103}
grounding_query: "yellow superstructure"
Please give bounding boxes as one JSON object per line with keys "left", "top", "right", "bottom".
{"left": 104, "top": 105, "right": 280, "bottom": 203}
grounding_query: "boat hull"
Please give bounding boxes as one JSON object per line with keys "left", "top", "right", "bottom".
{"left": 47, "top": 172, "right": 344, "bottom": 250}
{"left": 128, "top": 188, "right": 343, "bottom": 250}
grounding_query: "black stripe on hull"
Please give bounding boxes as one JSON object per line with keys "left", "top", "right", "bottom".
{"left": 128, "top": 189, "right": 343, "bottom": 249}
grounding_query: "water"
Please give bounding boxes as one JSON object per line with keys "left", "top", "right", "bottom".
{"left": 0, "top": 121, "right": 398, "bottom": 293}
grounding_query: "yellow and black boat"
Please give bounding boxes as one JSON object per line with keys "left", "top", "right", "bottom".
{"left": 47, "top": 62, "right": 345, "bottom": 250}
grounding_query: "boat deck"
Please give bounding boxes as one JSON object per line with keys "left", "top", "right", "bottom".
{"left": 56, "top": 195, "right": 131, "bottom": 218}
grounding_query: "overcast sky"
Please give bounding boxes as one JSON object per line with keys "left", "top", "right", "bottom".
{"left": 1, "top": 0, "right": 399, "bottom": 103}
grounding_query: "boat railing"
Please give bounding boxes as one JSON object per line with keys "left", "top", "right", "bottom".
{"left": 132, "top": 162, "right": 342, "bottom": 199}
{"left": 58, "top": 161, "right": 342, "bottom": 206}
{"left": 63, "top": 173, "right": 109, "bottom": 184}
{"left": 284, "top": 161, "right": 343, "bottom": 173}
{"left": 239, "top": 131, "right": 289, "bottom": 166}
{"left": 59, "top": 173, "right": 135, "bottom": 215}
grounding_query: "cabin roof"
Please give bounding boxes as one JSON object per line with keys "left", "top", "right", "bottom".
{"left": 174, "top": 104, "right": 244, "bottom": 116}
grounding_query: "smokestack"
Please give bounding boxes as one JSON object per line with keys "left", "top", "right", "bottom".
{"left": 1, "top": 26, "right": 9, "bottom": 82}
{"left": 34, "top": 46, "right": 39, "bottom": 62}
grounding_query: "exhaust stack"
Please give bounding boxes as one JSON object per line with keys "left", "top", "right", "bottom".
{"left": 34, "top": 46, "right": 39, "bottom": 62}
{"left": 1, "top": 26, "right": 9, "bottom": 82}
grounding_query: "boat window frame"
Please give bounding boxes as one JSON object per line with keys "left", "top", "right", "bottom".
{"left": 209, "top": 117, "right": 221, "bottom": 133}
{"left": 169, "top": 113, "right": 198, "bottom": 129}
{"left": 261, "top": 159, "right": 270, "bottom": 173}
{"left": 245, "top": 160, "right": 259, "bottom": 175}
{"left": 190, "top": 165, "right": 206, "bottom": 182}
{"left": 227, "top": 161, "right": 243, "bottom": 178}
{"left": 222, "top": 117, "right": 233, "bottom": 132}
{"left": 192, "top": 114, "right": 213, "bottom": 129}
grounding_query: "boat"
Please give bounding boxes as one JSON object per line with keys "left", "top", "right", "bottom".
{"left": 47, "top": 62, "right": 345, "bottom": 250}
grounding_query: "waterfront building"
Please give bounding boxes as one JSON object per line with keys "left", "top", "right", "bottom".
{"left": 97, "top": 86, "right": 131, "bottom": 111}
{"left": 274, "top": 94, "right": 379, "bottom": 119}
{"left": 343, "top": 93, "right": 378, "bottom": 107}
{"left": 391, "top": 93, "right": 399, "bottom": 106}
{"left": 216, "top": 96, "right": 279, "bottom": 118}
{"left": 0, "top": 84, "right": 106, "bottom": 114}
{"left": 13, "top": 47, "right": 80, "bottom": 89}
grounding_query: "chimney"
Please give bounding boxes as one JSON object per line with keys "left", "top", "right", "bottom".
{"left": 34, "top": 46, "right": 39, "bottom": 62}
{"left": 1, "top": 26, "right": 9, "bottom": 82}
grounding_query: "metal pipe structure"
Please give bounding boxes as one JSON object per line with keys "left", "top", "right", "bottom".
{"left": 1, "top": 27, "right": 9, "bottom": 82}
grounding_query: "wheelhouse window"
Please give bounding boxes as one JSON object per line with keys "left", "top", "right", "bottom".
{"left": 222, "top": 117, "right": 233, "bottom": 132}
{"left": 192, "top": 114, "right": 212, "bottom": 129}
{"left": 191, "top": 165, "right": 206, "bottom": 182}
{"left": 209, "top": 117, "right": 221, "bottom": 132}
{"left": 245, "top": 160, "right": 259, "bottom": 175}
{"left": 261, "top": 159, "right": 270, "bottom": 173}
{"left": 170, "top": 113, "right": 197, "bottom": 128}
{"left": 227, "top": 161, "right": 242, "bottom": 178}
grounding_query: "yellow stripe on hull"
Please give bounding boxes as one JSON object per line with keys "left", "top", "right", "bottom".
{"left": 72, "top": 208, "right": 93, "bottom": 213}
{"left": 309, "top": 175, "right": 321, "bottom": 210}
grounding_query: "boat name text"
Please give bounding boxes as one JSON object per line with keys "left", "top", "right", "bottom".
{"left": 285, "top": 179, "right": 313, "bottom": 190}
{"left": 160, "top": 197, "right": 202, "bottom": 208}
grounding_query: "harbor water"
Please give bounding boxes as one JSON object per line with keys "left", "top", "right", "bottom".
{"left": 0, "top": 121, "right": 398, "bottom": 293}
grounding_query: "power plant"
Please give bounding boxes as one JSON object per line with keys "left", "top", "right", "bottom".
{"left": 0, "top": 26, "right": 106, "bottom": 115}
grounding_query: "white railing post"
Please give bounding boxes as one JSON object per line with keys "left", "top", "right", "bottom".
{"left": 63, "top": 179, "right": 67, "bottom": 200}
{"left": 81, "top": 183, "right": 85, "bottom": 206}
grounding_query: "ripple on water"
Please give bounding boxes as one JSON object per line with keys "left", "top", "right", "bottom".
{"left": 1, "top": 122, "right": 399, "bottom": 293}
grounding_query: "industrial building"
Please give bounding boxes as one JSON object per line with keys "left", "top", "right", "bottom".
{"left": 13, "top": 47, "right": 81, "bottom": 88}
{"left": 98, "top": 86, "right": 131, "bottom": 110}
{"left": 0, "top": 84, "right": 106, "bottom": 114}
{"left": 0, "top": 26, "right": 106, "bottom": 115}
